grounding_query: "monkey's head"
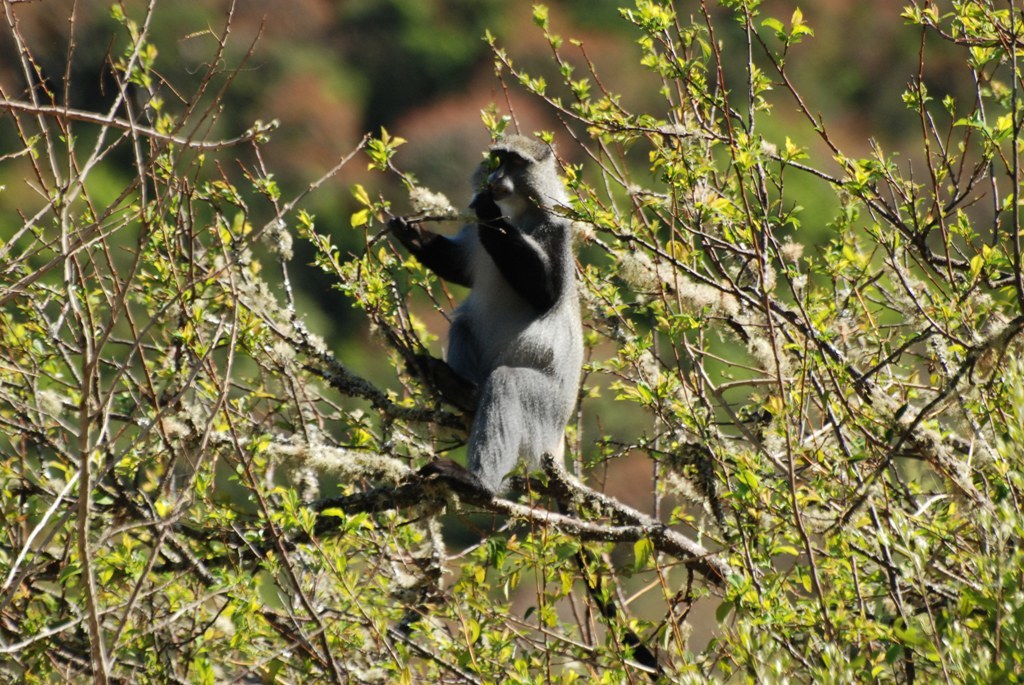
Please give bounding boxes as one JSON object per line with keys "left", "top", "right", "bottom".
{"left": 472, "top": 134, "right": 566, "bottom": 220}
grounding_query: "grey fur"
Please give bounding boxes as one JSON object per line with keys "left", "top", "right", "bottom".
{"left": 447, "top": 136, "right": 583, "bottom": 493}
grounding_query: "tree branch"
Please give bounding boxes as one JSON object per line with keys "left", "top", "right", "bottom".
{"left": 0, "top": 98, "right": 278, "bottom": 150}
{"left": 312, "top": 460, "right": 731, "bottom": 588}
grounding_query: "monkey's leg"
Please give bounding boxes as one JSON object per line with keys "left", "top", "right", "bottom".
{"left": 467, "top": 366, "right": 565, "bottom": 494}
{"left": 417, "top": 458, "right": 487, "bottom": 493}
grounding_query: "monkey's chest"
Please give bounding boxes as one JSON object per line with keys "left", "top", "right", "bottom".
{"left": 456, "top": 275, "right": 559, "bottom": 368}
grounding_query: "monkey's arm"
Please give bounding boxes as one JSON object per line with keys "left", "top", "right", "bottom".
{"left": 389, "top": 217, "right": 474, "bottom": 288}
{"left": 480, "top": 227, "right": 560, "bottom": 312}
{"left": 409, "top": 353, "right": 478, "bottom": 413}
{"left": 472, "top": 194, "right": 561, "bottom": 312}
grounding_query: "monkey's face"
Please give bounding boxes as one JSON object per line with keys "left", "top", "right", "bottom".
{"left": 482, "top": 151, "right": 524, "bottom": 201}
{"left": 482, "top": 151, "right": 534, "bottom": 220}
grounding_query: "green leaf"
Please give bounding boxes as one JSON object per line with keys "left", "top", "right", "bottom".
{"left": 762, "top": 17, "right": 784, "bottom": 35}
{"left": 351, "top": 183, "right": 371, "bottom": 207}
{"left": 350, "top": 209, "right": 369, "bottom": 228}
{"left": 532, "top": 4, "right": 549, "bottom": 29}
{"left": 466, "top": 618, "right": 481, "bottom": 645}
{"left": 633, "top": 537, "right": 654, "bottom": 572}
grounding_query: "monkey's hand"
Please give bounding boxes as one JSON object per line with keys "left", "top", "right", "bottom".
{"left": 388, "top": 216, "right": 426, "bottom": 251}
{"left": 409, "top": 353, "right": 479, "bottom": 413}
{"left": 469, "top": 189, "right": 507, "bottom": 229}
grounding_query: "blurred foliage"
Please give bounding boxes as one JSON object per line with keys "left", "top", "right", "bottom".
{"left": 3, "top": 0, "right": 1024, "bottom": 682}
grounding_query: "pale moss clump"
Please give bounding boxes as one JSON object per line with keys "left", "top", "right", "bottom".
{"left": 691, "top": 180, "right": 716, "bottom": 207}
{"left": 663, "top": 470, "right": 705, "bottom": 507}
{"left": 263, "top": 218, "right": 294, "bottom": 260}
{"left": 159, "top": 415, "right": 191, "bottom": 440}
{"left": 791, "top": 273, "right": 808, "bottom": 293}
{"left": 573, "top": 220, "right": 596, "bottom": 243}
{"left": 409, "top": 186, "right": 457, "bottom": 218}
{"left": 635, "top": 349, "right": 662, "bottom": 386}
{"left": 269, "top": 339, "right": 297, "bottom": 367}
{"left": 617, "top": 249, "right": 740, "bottom": 317}
{"left": 779, "top": 239, "right": 804, "bottom": 263}
{"left": 618, "top": 250, "right": 663, "bottom": 291}
{"left": 269, "top": 438, "right": 410, "bottom": 485}
{"left": 37, "top": 389, "right": 65, "bottom": 417}
{"left": 234, "top": 268, "right": 295, "bottom": 338}
{"left": 747, "top": 332, "right": 790, "bottom": 379}
{"left": 885, "top": 259, "right": 928, "bottom": 317}
{"left": 677, "top": 277, "right": 740, "bottom": 318}
{"left": 762, "top": 429, "right": 785, "bottom": 463}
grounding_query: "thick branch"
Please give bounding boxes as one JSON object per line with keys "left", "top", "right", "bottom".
{"left": 312, "top": 461, "right": 731, "bottom": 588}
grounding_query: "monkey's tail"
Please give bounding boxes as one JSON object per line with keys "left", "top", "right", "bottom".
{"left": 556, "top": 499, "right": 663, "bottom": 681}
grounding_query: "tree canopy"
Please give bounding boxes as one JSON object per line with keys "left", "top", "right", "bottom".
{"left": 2, "top": 1, "right": 1024, "bottom": 682}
